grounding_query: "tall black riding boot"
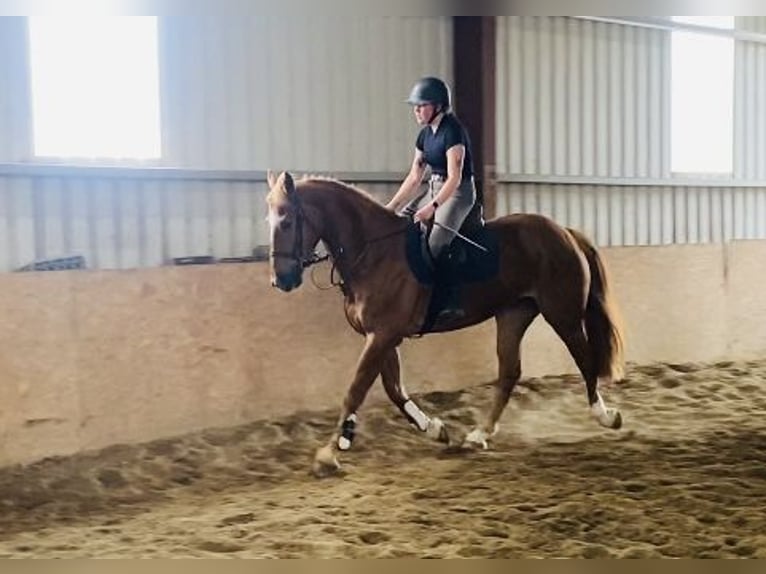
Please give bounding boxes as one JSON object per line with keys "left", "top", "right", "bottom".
{"left": 435, "top": 251, "right": 464, "bottom": 321}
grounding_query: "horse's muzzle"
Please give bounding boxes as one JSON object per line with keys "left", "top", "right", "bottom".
{"left": 271, "top": 269, "right": 303, "bottom": 292}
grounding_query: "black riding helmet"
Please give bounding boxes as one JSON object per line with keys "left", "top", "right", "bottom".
{"left": 406, "top": 76, "right": 451, "bottom": 113}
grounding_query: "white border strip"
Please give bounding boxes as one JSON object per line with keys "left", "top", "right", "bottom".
{"left": 4, "top": 164, "right": 766, "bottom": 188}
{"left": 0, "top": 163, "right": 405, "bottom": 183}
{"left": 572, "top": 16, "right": 766, "bottom": 45}
{"left": 498, "top": 173, "right": 766, "bottom": 188}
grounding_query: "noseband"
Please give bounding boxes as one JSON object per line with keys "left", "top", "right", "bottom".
{"left": 270, "top": 193, "right": 329, "bottom": 269}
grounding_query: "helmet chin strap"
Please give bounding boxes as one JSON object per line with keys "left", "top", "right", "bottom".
{"left": 427, "top": 106, "right": 444, "bottom": 125}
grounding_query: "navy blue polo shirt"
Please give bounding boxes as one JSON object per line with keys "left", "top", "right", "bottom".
{"left": 415, "top": 113, "right": 474, "bottom": 180}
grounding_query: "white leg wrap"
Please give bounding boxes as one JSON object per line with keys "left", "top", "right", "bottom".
{"left": 425, "top": 417, "right": 444, "bottom": 440}
{"left": 590, "top": 392, "right": 607, "bottom": 418}
{"left": 403, "top": 400, "right": 429, "bottom": 432}
{"left": 590, "top": 392, "right": 617, "bottom": 427}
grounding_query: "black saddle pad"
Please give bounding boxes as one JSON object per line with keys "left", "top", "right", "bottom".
{"left": 405, "top": 219, "right": 500, "bottom": 285}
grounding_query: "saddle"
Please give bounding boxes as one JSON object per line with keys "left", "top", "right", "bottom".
{"left": 405, "top": 203, "right": 500, "bottom": 333}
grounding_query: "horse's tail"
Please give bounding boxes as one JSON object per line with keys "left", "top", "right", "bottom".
{"left": 567, "top": 228, "right": 625, "bottom": 382}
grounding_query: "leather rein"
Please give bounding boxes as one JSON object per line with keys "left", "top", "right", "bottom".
{"left": 269, "top": 192, "right": 407, "bottom": 289}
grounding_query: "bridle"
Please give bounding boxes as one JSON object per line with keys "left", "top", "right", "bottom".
{"left": 269, "top": 193, "right": 329, "bottom": 270}
{"left": 270, "top": 189, "right": 409, "bottom": 289}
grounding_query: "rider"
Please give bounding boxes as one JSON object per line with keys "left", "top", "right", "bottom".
{"left": 386, "top": 76, "right": 477, "bottom": 320}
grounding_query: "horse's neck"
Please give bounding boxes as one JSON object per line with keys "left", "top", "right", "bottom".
{"left": 304, "top": 185, "right": 398, "bottom": 250}
{"left": 307, "top": 184, "right": 406, "bottom": 288}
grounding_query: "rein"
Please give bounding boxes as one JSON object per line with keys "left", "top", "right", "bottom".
{"left": 271, "top": 190, "right": 407, "bottom": 291}
{"left": 346, "top": 226, "right": 409, "bottom": 271}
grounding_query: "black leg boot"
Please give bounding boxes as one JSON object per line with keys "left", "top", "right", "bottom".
{"left": 435, "top": 251, "right": 465, "bottom": 321}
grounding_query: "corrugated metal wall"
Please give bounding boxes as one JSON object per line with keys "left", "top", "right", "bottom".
{"left": 494, "top": 16, "right": 766, "bottom": 246}
{"left": 734, "top": 19, "right": 766, "bottom": 179}
{"left": 1, "top": 15, "right": 451, "bottom": 171}
{"left": 158, "top": 16, "right": 451, "bottom": 171}
{"left": 497, "top": 183, "right": 766, "bottom": 246}
{"left": 737, "top": 16, "right": 766, "bottom": 34}
{"left": 0, "top": 16, "right": 446, "bottom": 271}
{"left": 3, "top": 16, "right": 766, "bottom": 271}
{"left": 0, "top": 173, "right": 267, "bottom": 271}
{"left": 496, "top": 16, "right": 670, "bottom": 178}
{"left": 0, "top": 18, "right": 31, "bottom": 162}
{"left": 0, "top": 169, "right": 395, "bottom": 271}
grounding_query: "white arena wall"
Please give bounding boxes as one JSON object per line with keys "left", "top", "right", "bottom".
{"left": 1, "top": 239, "right": 765, "bottom": 468}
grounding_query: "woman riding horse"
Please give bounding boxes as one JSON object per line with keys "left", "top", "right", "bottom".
{"left": 387, "top": 77, "right": 477, "bottom": 320}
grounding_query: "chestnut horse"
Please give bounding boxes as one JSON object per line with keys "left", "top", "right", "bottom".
{"left": 266, "top": 171, "right": 625, "bottom": 477}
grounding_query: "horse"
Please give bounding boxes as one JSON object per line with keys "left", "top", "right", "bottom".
{"left": 266, "top": 170, "right": 625, "bottom": 477}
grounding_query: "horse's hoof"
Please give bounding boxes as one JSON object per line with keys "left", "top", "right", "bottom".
{"left": 462, "top": 428, "right": 489, "bottom": 450}
{"left": 311, "top": 458, "right": 342, "bottom": 478}
{"left": 597, "top": 408, "right": 622, "bottom": 430}
{"left": 462, "top": 438, "right": 488, "bottom": 450}
{"left": 426, "top": 417, "right": 450, "bottom": 444}
{"left": 593, "top": 405, "right": 623, "bottom": 430}
{"left": 312, "top": 445, "right": 341, "bottom": 478}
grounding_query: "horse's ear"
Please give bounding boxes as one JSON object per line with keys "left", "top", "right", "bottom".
{"left": 266, "top": 170, "right": 277, "bottom": 188}
{"left": 283, "top": 171, "right": 295, "bottom": 196}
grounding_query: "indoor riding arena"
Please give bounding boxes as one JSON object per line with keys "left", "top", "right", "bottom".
{"left": 1, "top": 12, "right": 766, "bottom": 559}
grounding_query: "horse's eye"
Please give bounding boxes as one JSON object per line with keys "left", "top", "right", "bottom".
{"left": 277, "top": 206, "right": 288, "bottom": 217}
{"left": 279, "top": 220, "right": 293, "bottom": 231}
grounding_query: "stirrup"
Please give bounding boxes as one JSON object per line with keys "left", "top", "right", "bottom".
{"left": 436, "top": 290, "right": 465, "bottom": 320}
{"left": 437, "top": 306, "right": 465, "bottom": 321}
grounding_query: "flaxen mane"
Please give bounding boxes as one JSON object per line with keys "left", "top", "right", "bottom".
{"left": 299, "top": 176, "right": 379, "bottom": 204}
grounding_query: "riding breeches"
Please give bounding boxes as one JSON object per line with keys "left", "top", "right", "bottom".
{"left": 405, "top": 176, "right": 477, "bottom": 260}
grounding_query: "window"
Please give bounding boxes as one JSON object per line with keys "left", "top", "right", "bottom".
{"left": 27, "top": 16, "right": 161, "bottom": 161}
{"left": 670, "top": 16, "right": 734, "bottom": 174}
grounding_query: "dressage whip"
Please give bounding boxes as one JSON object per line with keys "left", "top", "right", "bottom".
{"left": 433, "top": 221, "right": 489, "bottom": 253}
{"left": 401, "top": 205, "right": 489, "bottom": 253}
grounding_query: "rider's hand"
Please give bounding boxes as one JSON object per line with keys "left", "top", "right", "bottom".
{"left": 414, "top": 202, "right": 437, "bottom": 223}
